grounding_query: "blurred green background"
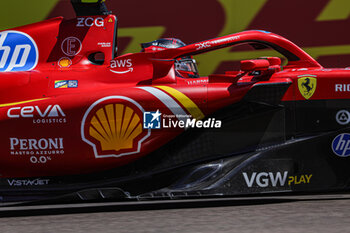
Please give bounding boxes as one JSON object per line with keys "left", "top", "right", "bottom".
{"left": 2, "top": 0, "right": 350, "bottom": 75}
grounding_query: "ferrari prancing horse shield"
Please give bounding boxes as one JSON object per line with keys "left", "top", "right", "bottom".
{"left": 298, "top": 77, "right": 317, "bottom": 99}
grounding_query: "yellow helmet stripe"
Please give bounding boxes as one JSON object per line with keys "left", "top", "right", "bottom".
{"left": 155, "top": 86, "right": 205, "bottom": 120}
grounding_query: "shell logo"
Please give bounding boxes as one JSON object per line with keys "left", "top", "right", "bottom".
{"left": 81, "top": 96, "right": 151, "bottom": 158}
{"left": 58, "top": 57, "right": 72, "bottom": 68}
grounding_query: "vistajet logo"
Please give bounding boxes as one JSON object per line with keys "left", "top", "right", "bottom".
{"left": 7, "top": 179, "right": 49, "bottom": 186}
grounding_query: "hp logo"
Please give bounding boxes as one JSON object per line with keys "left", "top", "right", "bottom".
{"left": 332, "top": 133, "right": 350, "bottom": 157}
{"left": 0, "top": 31, "right": 38, "bottom": 72}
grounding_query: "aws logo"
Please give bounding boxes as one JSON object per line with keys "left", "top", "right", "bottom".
{"left": 298, "top": 76, "right": 317, "bottom": 99}
{"left": 110, "top": 59, "right": 133, "bottom": 74}
{"left": 0, "top": 31, "right": 38, "bottom": 72}
{"left": 81, "top": 96, "right": 150, "bottom": 158}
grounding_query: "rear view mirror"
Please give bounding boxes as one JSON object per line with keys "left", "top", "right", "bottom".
{"left": 240, "top": 59, "right": 270, "bottom": 72}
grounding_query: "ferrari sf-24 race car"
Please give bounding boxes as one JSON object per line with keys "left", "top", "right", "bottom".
{"left": 0, "top": 0, "right": 349, "bottom": 203}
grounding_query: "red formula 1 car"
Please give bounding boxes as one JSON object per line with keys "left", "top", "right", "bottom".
{"left": 0, "top": 0, "right": 350, "bottom": 203}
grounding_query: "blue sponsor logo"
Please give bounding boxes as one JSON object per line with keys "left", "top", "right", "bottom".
{"left": 143, "top": 110, "right": 161, "bottom": 129}
{"left": 0, "top": 31, "right": 38, "bottom": 72}
{"left": 54, "top": 80, "right": 78, "bottom": 89}
{"left": 332, "top": 133, "right": 350, "bottom": 157}
{"left": 68, "top": 80, "right": 78, "bottom": 88}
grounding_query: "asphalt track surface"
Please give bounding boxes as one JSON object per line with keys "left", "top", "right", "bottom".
{"left": 0, "top": 195, "right": 350, "bottom": 233}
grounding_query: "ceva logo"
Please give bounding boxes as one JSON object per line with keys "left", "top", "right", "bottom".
{"left": 7, "top": 105, "right": 65, "bottom": 118}
{"left": 0, "top": 31, "right": 39, "bottom": 72}
{"left": 332, "top": 133, "right": 350, "bottom": 157}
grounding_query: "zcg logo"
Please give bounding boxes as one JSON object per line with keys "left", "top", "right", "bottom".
{"left": 77, "top": 17, "right": 104, "bottom": 27}
{"left": 0, "top": 31, "right": 38, "bottom": 72}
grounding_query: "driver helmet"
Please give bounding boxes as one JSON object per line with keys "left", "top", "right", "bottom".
{"left": 141, "top": 38, "right": 199, "bottom": 78}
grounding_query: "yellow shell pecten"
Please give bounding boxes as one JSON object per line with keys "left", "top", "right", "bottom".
{"left": 88, "top": 103, "right": 143, "bottom": 152}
